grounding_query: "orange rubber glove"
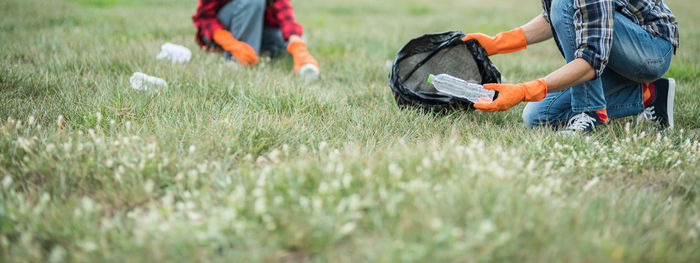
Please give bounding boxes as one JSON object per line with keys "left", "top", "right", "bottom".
{"left": 462, "top": 27, "right": 528, "bottom": 56}
{"left": 212, "top": 29, "right": 259, "bottom": 66}
{"left": 286, "top": 38, "right": 320, "bottom": 74}
{"left": 474, "top": 79, "right": 547, "bottom": 112}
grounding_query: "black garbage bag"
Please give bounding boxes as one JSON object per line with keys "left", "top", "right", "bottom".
{"left": 388, "top": 31, "right": 501, "bottom": 112}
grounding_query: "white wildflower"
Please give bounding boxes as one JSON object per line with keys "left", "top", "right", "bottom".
{"left": 479, "top": 219, "right": 496, "bottom": 235}
{"left": 421, "top": 157, "right": 432, "bottom": 168}
{"left": 583, "top": 177, "right": 599, "bottom": 192}
{"left": 273, "top": 196, "right": 284, "bottom": 205}
{"left": 96, "top": 112, "right": 103, "bottom": 123}
{"left": 256, "top": 156, "right": 268, "bottom": 165}
{"left": 48, "top": 245, "right": 67, "bottom": 263}
{"left": 57, "top": 115, "right": 64, "bottom": 127}
{"left": 144, "top": 179, "right": 154, "bottom": 193}
{"left": 342, "top": 174, "right": 352, "bottom": 187}
{"left": 115, "top": 165, "right": 125, "bottom": 182}
{"left": 187, "top": 211, "right": 203, "bottom": 222}
{"left": 268, "top": 148, "right": 282, "bottom": 163}
{"left": 331, "top": 179, "right": 341, "bottom": 190}
{"left": 27, "top": 115, "right": 35, "bottom": 126}
{"left": 429, "top": 217, "right": 443, "bottom": 230}
{"left": 256, "top": 173, "right": 267, "bottom": 186}
{"left": 362, "top": 168, "right": 372, "bottom": 179}
{"left": 45, "top": 143, "right": 55, "bottom": 152}
{"left": 16, "top": 137, "right": 33, "bottom": 152}
{"left": 79, "top": 240, "right": 97, "bottom": 252}
{"left": 401, "top": 179, "right": 430, "bottom": 193}
{"left": 335, "top": 163, "right": 345, "bottom": 175}
{"left": 388, "top": 163, "right": 402, "bottom": 178}
{"left": 338, "top": 222, "right": 357, "bottom": 235}
{"left": 188, "top": 145, "right": 196, "bottom": 154}
{"left": 197, "top": 163, "right": 207, "bottom": 173}
{"left": 2, "top": 176, "right": 13, "bottom": 189}
{"left": 252, "top": 187, "right": 265, "bottom": 197}
{"left": 81, "top": 197, "right": 96, "bottom": 212}
{"left": 263, "top": 214, "right": 276, "bottom": 230}
{"left": 312, "top": 198, "right": 323, "bottom": 211}
{"left": 347, "top": 194, "right": 361, "bottom": 211}
{"left": 299, "top": 196, "right": 310, "bottom": 210}
{"left": 318, "top": 181, "right": 329, "bottom": 194}
{"left": 40, "top": 192, "right": 51, "bottom": 203}
{"left": 254, "top": 198, "right": 267, "bottom": 214}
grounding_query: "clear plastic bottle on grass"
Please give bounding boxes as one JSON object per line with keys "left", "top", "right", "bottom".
{"left": 156, "top": 42, "right": 191, "bottom": 63}
{"left": 299, "top": 64, "right": 320, "bottom": 80}
{"left": 130, "top": 72, "right": 167, "bottom": 91}
{"left": 427, "top": 73, "right": 495, "bottom": 103}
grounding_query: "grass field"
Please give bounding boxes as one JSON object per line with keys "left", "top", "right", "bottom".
{"left": 1, "top": 0, "right": 700, "bottom": 262}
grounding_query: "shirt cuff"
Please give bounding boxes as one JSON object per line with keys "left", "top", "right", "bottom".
{"left": 541, "top": 10, "right": 551, "bottom": 23}
{"left": 281, "top": 24, "right": 303, "bottom": 40}
{"left": 575, "top": 48, "right": 607, "bottom": 78}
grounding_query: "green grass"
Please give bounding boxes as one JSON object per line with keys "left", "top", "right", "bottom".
{"left": 1, "top": 0, "right": 700, "bottom": 262}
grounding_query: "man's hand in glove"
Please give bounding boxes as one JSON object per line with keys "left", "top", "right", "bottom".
{"left": 287, "top": 36, "right": 320, "bottom": 77}
{"left": 462, "top": 27, "right": 528, "bottom": 56}
{"left": 474, "top": 79, "right": 547, "bottom": 112}
{"left": 213, "top": 29, "right": 259, "bottom": 66}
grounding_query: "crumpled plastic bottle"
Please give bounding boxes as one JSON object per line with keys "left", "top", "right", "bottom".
{"left": 156, "top": 43, "right": 191, "bottom": 63}
{"left": 298, "top": 64, "right": 319, "bottom": 80}
{"left": 428, "top": 73, "right": 495, "bottom": 103}
{"left": 130, "top": 72, "right": 167, "bottom": 91}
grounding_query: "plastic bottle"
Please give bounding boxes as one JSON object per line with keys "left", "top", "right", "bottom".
{"left": 427, "top": 74, "right": 495, "bottom": 103}
{"left": 130, "top": 72, "right": 167, "bottom": 91}
{"left": 156, "top": 43, "right": 192, "bottom": 63}
{"left": 299, "top": 64, "right": 319, "bottom": 80}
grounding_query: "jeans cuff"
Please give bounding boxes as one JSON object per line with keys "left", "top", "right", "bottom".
{"left": 572, "top": 105, "right": 606, "bottom": 113}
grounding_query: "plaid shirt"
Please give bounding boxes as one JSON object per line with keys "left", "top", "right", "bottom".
{"left": 193, "top": 0, "right": 303, "bottom": 49}
{"left": 541, "top": 0, "right": 679, "bottom": 77}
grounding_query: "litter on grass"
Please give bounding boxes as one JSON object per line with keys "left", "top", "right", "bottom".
{"left": 299, "top": 64, "right": 320, "bottom": 80}
{"left": 130, "top": 72, "right": 167, "bottom": 91}
{"left": 156, "top": 42, "right": 191, "bottom": 63}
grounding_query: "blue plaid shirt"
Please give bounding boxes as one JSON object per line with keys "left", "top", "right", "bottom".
{"left": 542, "top": 0, "right": 679, "bottom": 77}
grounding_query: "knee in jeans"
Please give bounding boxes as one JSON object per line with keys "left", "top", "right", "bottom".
{"left": 521, "top": 104, "right": 541, "bottom": 129}
{"left": 636, "top": 59, "right": 672, "bottom": 83}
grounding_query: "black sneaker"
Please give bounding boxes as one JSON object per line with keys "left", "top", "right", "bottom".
{"left": 558, "top": 111, "right": 607, "bottom": 135}
{"left": 637, "top": 78, "right": 675, "bottom": 129}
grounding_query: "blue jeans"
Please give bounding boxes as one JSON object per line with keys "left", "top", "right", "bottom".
{"left": 215, "top": 0, "right": 287, "bottom": 58}
{"left": 522, "top": 0, "right": 674, "bottom": 128}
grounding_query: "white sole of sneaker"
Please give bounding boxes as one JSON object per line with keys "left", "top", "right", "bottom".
{"left": 668, "top": 78, "right": 675, "bottom": 129}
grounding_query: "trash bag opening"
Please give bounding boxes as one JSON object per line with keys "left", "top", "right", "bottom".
{"left": 388, "top": 31, "right": 501, "bottom": 112}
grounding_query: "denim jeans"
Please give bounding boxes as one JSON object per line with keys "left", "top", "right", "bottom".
{"left": 522, "top": 0, "right": 674, "bottom": 128}
{"left": 216, "top": 0, "right": 287, "bottom": 58}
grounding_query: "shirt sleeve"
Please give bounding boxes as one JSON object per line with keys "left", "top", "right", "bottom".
{"left": 193, "top": 0, "right": 225, "bottom": 43}
{"left": 541, "top": 0, "right": 551, "bottom": 23}
{"left": 573, "top": 0, "right": 614, "bottom": 78}
{"left": 269, "top": 0, "right": 303, "bottom": 40}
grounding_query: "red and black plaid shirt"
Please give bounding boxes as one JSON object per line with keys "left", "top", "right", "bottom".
{"left": 192, "top": 0, "right": 303, "bottom": 48}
